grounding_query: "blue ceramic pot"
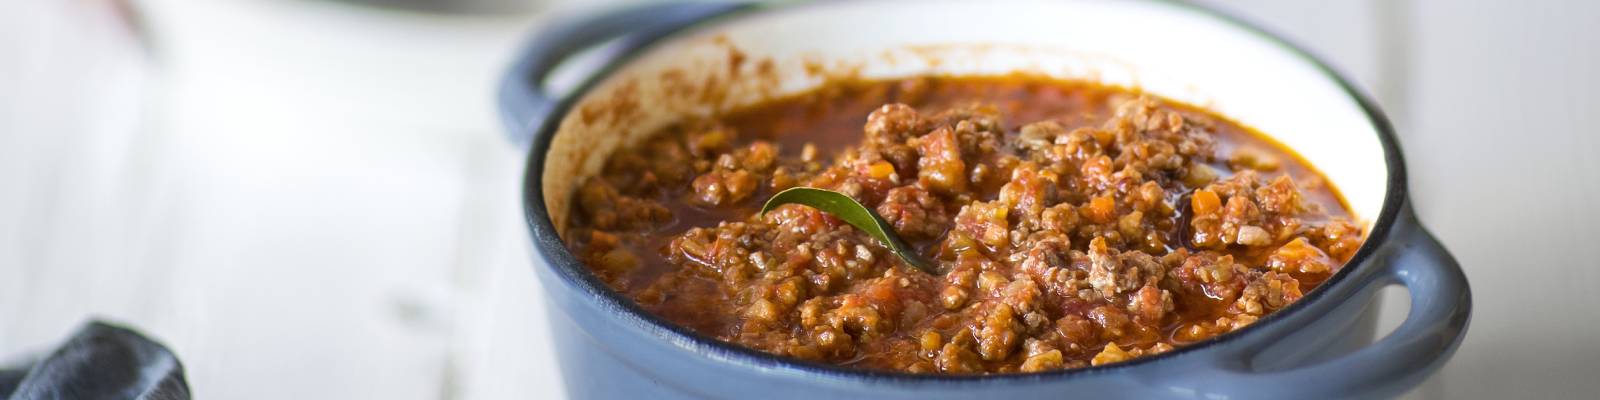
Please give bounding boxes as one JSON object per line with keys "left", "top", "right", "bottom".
{"left": 497, "top": 1, "right": 1471, "bottom": 398}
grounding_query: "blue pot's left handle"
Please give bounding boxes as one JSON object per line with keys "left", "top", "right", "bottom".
{"left": 497, "top": 2, "right": 750, "bottom": 150}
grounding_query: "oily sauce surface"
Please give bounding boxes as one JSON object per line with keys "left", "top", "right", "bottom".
{"left": 566, "top": 76, "right": 1364, "bottom": 373}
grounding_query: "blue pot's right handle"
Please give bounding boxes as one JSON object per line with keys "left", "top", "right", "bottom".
{"left": 496, "top": 2, "right": 750, "bottom": 150}
{"left": 1197, "top": 205, "right": 1472, "bottom": 399}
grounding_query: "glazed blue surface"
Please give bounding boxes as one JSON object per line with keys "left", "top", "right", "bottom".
{"left": 498, "top": 2, "right": 1471, "bottom": 399}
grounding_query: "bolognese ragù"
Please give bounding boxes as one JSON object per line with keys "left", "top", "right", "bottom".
{"left": 563, "top": 76, "right": 1365, "bottom": 374}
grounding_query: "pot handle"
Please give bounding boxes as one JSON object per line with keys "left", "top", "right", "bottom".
{"left": 1204, "top": 207, "right": 1472, "bottom": 399}
{"left": 496, "top": 2, "right": 749, "bottom": 149}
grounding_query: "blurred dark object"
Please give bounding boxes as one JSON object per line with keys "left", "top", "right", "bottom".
{"left": 106, "top": 0, "right": 155, "bottom": 55}
{"left": 0, "top": 322, "right": 189, "bottom": 400}
{"left": 330, "top": 0, "right": 543, "bottom": 14}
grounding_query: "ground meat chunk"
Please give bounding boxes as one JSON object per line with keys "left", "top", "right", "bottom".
{"left": 1040, "top": 203, "right": 1080, "bottom": 232}
{"left": 876, "top": 186, "right": 948, "bottom": 239}
{"left": 1019, "top": 237, "right": 1071, "bottom": 276}
{"left": 976, "top": 303, "right": 1023, "bottom": 361}
{"left": 937, "top": 330, "right": 984, "bottom": 374}
{"left": 1085, "top": 237, "right": 1164, "bottom": 298}
{"left": 1020, "top": 348, "right": 1065, "bottom": 372}
{"left": 1173, "top": 251, "right": 1247, "bottom": 303}
{"left": 1130, "top": 284, "right": 1175, "bottom": 324}
{"left": 1256, "top": 174, "right": 1303, "bottom": 214}
{"left": 917, "top": 127, "right": 968, "bottom": 194}
{"left": 865, "top": 103, "right": 922, "bottom": 142}
{"left": 576, "top": 178, "right": 670, "bottom": 230}
{"left": 1055, "top": 314, "right": 1097, "bottom": 350}
{"left": 1087, "top": 305, "right": 1132, "bottom": 338}
{"left": 953, "top": 201, "right": 1010, "bottom": 252}
{"left": 1313, "top": 218, "right": 1366, "bottom": 260}
{"left": 1090, "top": 342, "right": 1133, "bottom": 366}
{"left": 1017, "top": 120, "right": 1067, "bottom": 151}
{"left": 692, "top": 169, "right": 757, "bottom": 205}
{"left": 998, "top": 162, "right": 1058, "bottom": 220}
{"left": 1266, "top": 237, "right": 1335, "bottom": 275}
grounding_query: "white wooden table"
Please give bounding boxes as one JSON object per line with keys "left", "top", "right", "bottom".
{"left": 2, "top": 0, "right": 1595, "bottom": 399}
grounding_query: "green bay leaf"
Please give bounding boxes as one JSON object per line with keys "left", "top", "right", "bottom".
{"left": 759, "top": 187, "right": 937, "bottom": 274}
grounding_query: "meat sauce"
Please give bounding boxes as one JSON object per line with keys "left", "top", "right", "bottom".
{"left": 566, "top": 76, "right": 1364, "bottom": 374}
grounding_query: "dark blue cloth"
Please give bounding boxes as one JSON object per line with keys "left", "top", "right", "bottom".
{"left": 0, "top": 321, "right": 188, "bottom": 400}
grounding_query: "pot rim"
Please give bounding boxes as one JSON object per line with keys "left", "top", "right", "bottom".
{"left": 517, "top": 0, "right": 1408, "bottom": 384}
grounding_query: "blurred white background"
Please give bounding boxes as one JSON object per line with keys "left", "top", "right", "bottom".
{"left": 0, "top": 0, "right": 1594, "bottom": 399}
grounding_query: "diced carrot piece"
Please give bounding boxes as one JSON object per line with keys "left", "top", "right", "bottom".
{"left": 867, "top": 160, "right": 896, "bottom": 180}
{"left": 1192, "top": 189, "right": 1221, "bottom": 215}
